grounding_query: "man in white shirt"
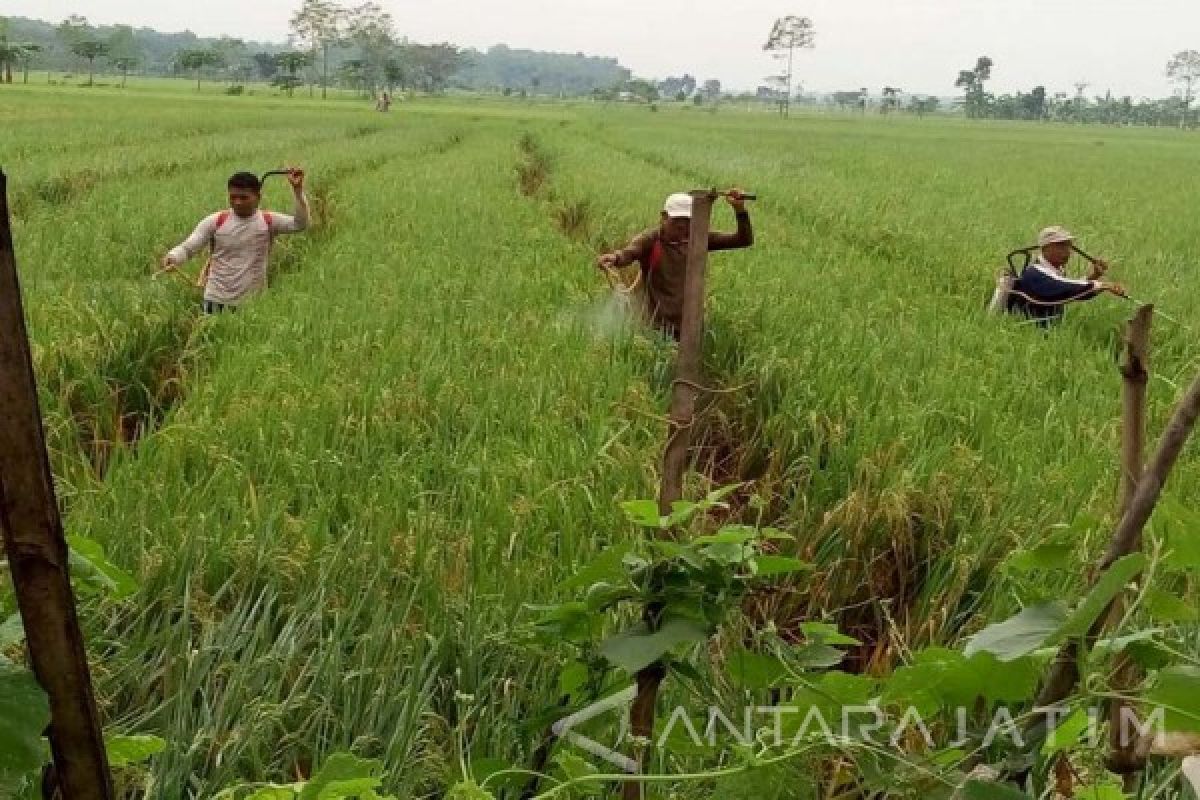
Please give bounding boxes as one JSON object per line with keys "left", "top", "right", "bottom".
{"left": 161, "top": 168, "right": 309, "bottom": 313}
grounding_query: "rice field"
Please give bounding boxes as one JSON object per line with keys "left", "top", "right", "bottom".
{"left": 1, "top": 82, "right": 1199, "bottom": 798}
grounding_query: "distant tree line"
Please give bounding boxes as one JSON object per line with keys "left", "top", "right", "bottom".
{"left": 0, "top": 9, "right": 635, "bottom": 97}
{"left": 949, "top": 52, "right": 1200, "bottom": 127}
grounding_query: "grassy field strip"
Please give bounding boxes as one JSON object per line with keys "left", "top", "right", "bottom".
{"left": 534, "top": 121, "right": 1200, "bottom": 664}
{"left": 65, "top": 118, "right": 666, "bottom": 794}
{"left": 7, "top": 119, "right": 391, "bottom": 218}
{"left": 18, "top": 117, "right": 457, "bottom": 507}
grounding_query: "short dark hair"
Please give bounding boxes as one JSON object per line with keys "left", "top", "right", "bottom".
{"left": 227, "top": 172, "right": 262, "bottom": 192}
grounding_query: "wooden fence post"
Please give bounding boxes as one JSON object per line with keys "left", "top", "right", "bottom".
{"left": 0, "top": 168, "right": 114, "bottom": 799}
{"left": 657, "top": 190, "right": 716, "bottom": 517}
{"left": 1035, "top": 333, "right": 1200, "bottom": 718}
{"left": 1108, "top": 306, "right": 1152, "bottom": 778}
{"left": 623, "top": 190, "right": 717, "bottom": 800}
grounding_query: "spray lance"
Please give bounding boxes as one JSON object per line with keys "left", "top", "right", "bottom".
{"left": 153, "top": 168, "right": 297, "bottom": 284}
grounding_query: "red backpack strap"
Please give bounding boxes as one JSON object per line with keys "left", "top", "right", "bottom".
{"left": 261, "top": 211, "right": 273, "bottom": 228}
{"left": 648, "top": 239, "right": 664, "bottom": 271}
{"left": 210, "top": 211, "right": 231, "bottom": 250}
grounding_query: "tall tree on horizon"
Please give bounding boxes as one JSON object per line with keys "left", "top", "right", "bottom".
{"left": 955, "top": 55, "right": 993, "bottom": 118}
{"left": 290, "top": 0, "right": 347, "bottom": 99}
{"left": 1167, "top": 50, "right": 1200, "bottom": 128}
{"left": 763, "top": 15, "right": 815, "bottom": 118}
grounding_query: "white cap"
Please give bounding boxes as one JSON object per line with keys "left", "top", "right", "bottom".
{"left": 1038, "top": 226, "right": 1074, "bottom": 247}
{"left": 663, "top": 193, "right": 693, "bottom": 219}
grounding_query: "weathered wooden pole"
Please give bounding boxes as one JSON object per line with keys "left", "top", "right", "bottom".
{"left": 657, "top": 190, "right": 716, "bottom": 517}
{"left": 0, "top": 169, "right": 114, "bottom": 799}
{"left": 1036, "top": 335, "right": 1200, "bottom": 713}
{"left": 1108, "top": 306, "right": 1152, "bottom": 778}
{"left": 622, "top": 191, "right": 717, "bottom": 800}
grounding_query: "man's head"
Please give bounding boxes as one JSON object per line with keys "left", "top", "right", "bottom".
{"left": 1038, "top": 225, "right": 1074, "bottom": 268}
{"left": 227, "top": 172, "right": 262, "bottom": 218}
{"left": 659, "top": 193, "right": 693, "bottom": 244}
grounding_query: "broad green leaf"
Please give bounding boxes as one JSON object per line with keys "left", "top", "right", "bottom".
{"left": 792, "top": 643, "right": 846, "bottom": 669}
{"left": 1075, "top": 783, "right": 1125, "bottom": 800}
{"left": 67, "top": 535, "right": 138, "bottom": 599}
{"left": 779, "top": 672, "right": 876, "bottom": 740}
{"left": 726, "top": 648, "right": 791, "bottom": 689}
{"left": 1004, "top": 542, "right": 1075, "bottom": 573}
{"left": 1042, "top": 708, "right": 1089, "bottom": 756}
{"left": 446, "top": 781, "right": 496, "bottom": 800}
{"left": 559, "top": 544, "right": 633, "bottom": 592}
{"left": 694, "top": 529, "right": 759, "bottom": 546}
{"left": 1154, "top": 496, "right": 1200, "bottom": 571}
{"left": 964, "top": 603, "right": 1067, "bottom": 661}
{"left": 665, "top": 500, "right": 700, "bottom": 527}
{"left": 799, "top": 622, "right": 860, "bottom": 647}
{"left": 583, "top": 581, "right": 636, "bottom": 612}
{"left": 0, "top": 663, "right": 50, "bottom": 787}
{"left": 317, "top": 777, "right": 391, "bottom": 799}
{"left": 969, "top": 652, "right": 1042, "bottom": 705}
{"left": 599, "top": 617, "right": 708, "bottom": 674}
{"left": 1125, "top": 640, "right": 1172, "bottom": 671}
{"left": 962, "top": 780, "right": 1029, "bottom": 800}
{"left": 1143, "top": 666, "right": 1200, "bottom": 733}
{"left": 530, "top": 602, "right": 596, "bottom": 644}
{"left": 753, "top": 556, "right": 813, "bottom": 577}
{"left": 620, "top": 500, "right": 662, "bottom": 529}
{"left": 1143, "top": 587, "right": 1198, "bottom": 623}
{"left": 1058, "top": 553, "right": 1147, "bottom": 639}
{"left": 243, "top": 788, "right": 301, "bottom": 800}
{"left": 105, "top": 733, "right": 166, "bottom": 767}
{"left": 559, "top": 661, "right": 589, "bottom": 696}
{"left": 298, "top": 753, "right": 385, "bottom": 800}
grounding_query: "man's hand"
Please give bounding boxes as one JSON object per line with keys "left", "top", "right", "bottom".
{"left": 1099, "top": 281, "right": 1127, "bottom": 298}
{"left": 287, "top": 167, "right": 305, "bottom": 191}
{"left": 725, "top": 188, "right": 748, "bottom": 213}
{"left": 596, "top": 253, "right": 619, "bottom": 270}
{"left": 1088, "top": 258, "right": 1110, "bottom": 280}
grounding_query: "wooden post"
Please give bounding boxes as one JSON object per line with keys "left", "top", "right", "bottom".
{"left": 1108, "top": 306, "right": 1152, "bottom": 777}
{"left": 1035, "top": 349, "right": 1200, "bottom": 716}
{"left": 0, "top": 169, "right": 114, "bottom": 799}
{"left": 658, "top": 190, "right": 716, "bottom": 517}
{"left": 621, "top": 191, "right": 717, "bottom": 800}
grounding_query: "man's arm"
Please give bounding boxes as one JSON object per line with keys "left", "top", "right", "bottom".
{"left": 162, "top": 214, "right": 219, "bottom": 267}
{"left": 267, "top": 168, "right": 309, "bottom": 235}
{"left": 597, "top": 231, "right": 653, "bottom": 269}
{"left": 707, "top": 189, "right": 754, "bottom": 251}
{"left": 1022, "top": 268, "right": 1104, "bottom": 305}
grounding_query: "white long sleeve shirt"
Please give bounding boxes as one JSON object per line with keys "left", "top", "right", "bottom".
{"left": 168, "top": 193, "right": 309, "bottom": 305}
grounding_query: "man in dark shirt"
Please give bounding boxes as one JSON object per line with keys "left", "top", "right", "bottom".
{"left": 1007, "top": 226, "right": 1126, "bottom": 326}
{"left": 596, "top": 190, "right": 754, "bottom": 339}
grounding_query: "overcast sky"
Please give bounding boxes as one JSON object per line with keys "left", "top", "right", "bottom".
{"left": 2, "top": 0, "right": 1191, "bottom": 98}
